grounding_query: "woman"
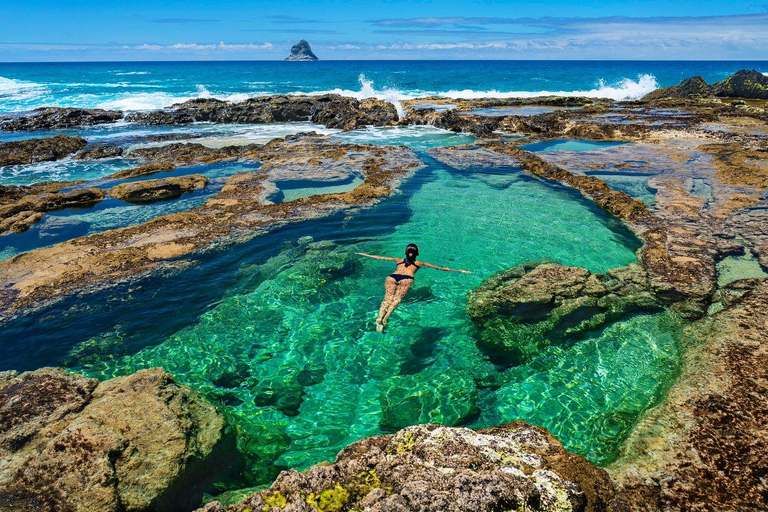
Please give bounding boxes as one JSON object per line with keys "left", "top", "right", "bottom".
{"left": 357, "top": 243, "right": 471, "bottom": 332}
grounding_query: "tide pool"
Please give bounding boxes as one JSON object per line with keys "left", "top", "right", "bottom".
{"left": 0, "top": 153, "right": 682, "bottom": 488}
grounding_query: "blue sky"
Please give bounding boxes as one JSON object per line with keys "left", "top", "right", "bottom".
{"left": 1, "top": 0, "right": 767, "bottom": 60}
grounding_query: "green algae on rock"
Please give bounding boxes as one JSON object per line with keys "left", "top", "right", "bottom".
{"left": 196, "top": 422, "right": 616, "bottom": 512}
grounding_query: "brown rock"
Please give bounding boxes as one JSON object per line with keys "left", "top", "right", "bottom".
{"left": 0, "top": 368, "right": 232, "bottom": 512}
{"left": 109, "top": 174, "right": 209, "bottom": 204}
{"left": 0, "top": 187, "right": 105, "bottom": 234}
{"left": 200, "top": 422, "right": 615, "bottom": 512}
{"left": 0, "top": 108, "right": 123, "bottom": 132}
{"left": 0, "top": 135, "right": 87, "bottom": 166}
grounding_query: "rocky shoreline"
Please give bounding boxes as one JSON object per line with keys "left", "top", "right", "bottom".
{"left": 1, "top": 70, "right": 767, "bottom": 511}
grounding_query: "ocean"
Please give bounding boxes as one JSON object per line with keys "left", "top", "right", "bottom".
{"left": 1, "top": 60, "right": 768, "bottom": 113}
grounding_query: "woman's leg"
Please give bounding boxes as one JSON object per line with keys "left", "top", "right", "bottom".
{"left": 377, "top": 277, "right": 397, "bottom": 330}
{"left": 381, "top": 279, "right": 413, "bottom": 325}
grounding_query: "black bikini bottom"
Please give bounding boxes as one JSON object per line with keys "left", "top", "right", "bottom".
{"left": 389, "top": 273, "right": 414, "bottom": 283}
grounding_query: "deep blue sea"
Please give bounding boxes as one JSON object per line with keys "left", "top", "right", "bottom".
{"left": 1, "top": 60, "right": 767, "bottom": 113}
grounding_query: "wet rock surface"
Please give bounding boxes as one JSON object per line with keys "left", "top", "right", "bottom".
{"left": 0, "top": 187, "right": 105, "bottom": 234}
{"left": 712, "top": 69, "right": 768, "bottom": 100}
{"left": 73, "top": 143, "right": 124, "bottom": 160}
{"left": 109, "top": 174, "right": 209, "bottom": 204}
{"left": 198, "top": 422, "right": 616, "bottom": 512}
{"left": 0, "top": 107, "right": 123, "bottom": 132}
{"left": 0, "top": 368, "right": 233, "bottom": 512}
{"left": 0, "top": 135, "right": 87, "bottom": 166}
{"left": 127, "top": 95, "right": 398, "bottom": 130}
{"left": 0, "top": 136, "right": 422, "bottom": 320}
{"left": 609, "top": 280, "right": 768, "bottom": 512}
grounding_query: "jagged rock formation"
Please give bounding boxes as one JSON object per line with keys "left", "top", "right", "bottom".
{"left": 0, "top": 368, "right": 235, "bottom": 512}
{"left": 285, "top": 39, "right": 319, "bottom": 61}
{"left": 641, "top": 69, "right": 768, "bottom": 101}
{"left": 641, "top": 76, "right": 711, "bottom": 101}
{"left": 0, "top": 137, "right": 423, "bottom": 320}
{"left": 712, "top": 69, "right": 768, "bottom": 99}
{"left": 73, "top": 143, "right": 124, "bottom": 160}
{"left": 109, "top": 174, "right": 209, "bottom": 204}
{"left": 0, "top": 135, "right": 87, "bottom": 166}
{"left": 197, "top": 422, "right": 616, "bottom": 512}
{"left": 127, "top": 95, "right": 397, "bottom": 131}
{"left": 0, "top": 107, "right": 123, "bottom": 132}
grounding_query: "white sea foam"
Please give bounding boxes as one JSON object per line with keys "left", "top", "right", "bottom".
{"left": 95, "top": 85, "right": 254, "bottom": 111}
{"left": 112, "top": 71, "right": 150, "bottom": 76}
{"left": 436, "top": 74, "right": 659, "bottom": 102}
{"left": 0, "top": 75, "right": 48, "bottom": 101}
{"left": 307, "top": 75, "right": 407, "bottom": 118}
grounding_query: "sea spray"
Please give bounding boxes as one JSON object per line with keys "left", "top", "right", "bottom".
{"left": 437, "top": 74, "right": 659, "bottom": 102}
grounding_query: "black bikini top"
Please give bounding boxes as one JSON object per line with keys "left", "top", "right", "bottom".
{"left": 399, "top": 258, "right": 420, "bottom": 269}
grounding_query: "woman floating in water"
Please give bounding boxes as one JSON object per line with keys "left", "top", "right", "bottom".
{"left": 357, "top": 243, "right": 471, "bottom": 332}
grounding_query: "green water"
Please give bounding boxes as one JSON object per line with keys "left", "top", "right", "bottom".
{"left": 76, "top": 160, "right": 680, "bottom": 486}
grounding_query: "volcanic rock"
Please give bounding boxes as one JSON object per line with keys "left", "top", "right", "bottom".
{"left": 0, "top": 135, "right": 87, "bottom": 166}
{"left": 712, "top": 69, "right": 768, "bottom": 99}
{"left": 73, "top": 143, "right": 124, "bottom": 160}
{"left": 0, "top": 368, "right": 233, "bottom": 512}
{"left": 642, "top": 76, "right": 712, "bottom": 101}
{"left": 0, "top": 108, "right": 123, "bottom": 132}
{"left": 126, "top": 95, "right": 397, "bottom": 131}
{"left": 198, "top": 422, "right": 615, "bottom": 512}
{"left": 109, "top": 174, "right": 209, "bottom": 204}
{"left": 284, "top": 39, "right": 319, "bottom": 61}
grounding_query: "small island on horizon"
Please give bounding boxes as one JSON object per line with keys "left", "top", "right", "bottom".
{"left": 284, "top": 39, "right": 319, "bottom": 61}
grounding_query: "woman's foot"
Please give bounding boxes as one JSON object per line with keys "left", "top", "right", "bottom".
{"left": 376, "top": 321, "right": 384, "bottom": 333}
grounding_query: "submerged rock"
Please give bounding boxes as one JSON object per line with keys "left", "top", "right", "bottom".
{"left": 0, "top": 187, "right": 105, "bottom": 234}
{"left": 0, "top": 135, "right": 87, "bottom": 166}
{"left": 712, "top": 69, "right": 768, "bottom": 99}
{"left": 610, "top": 280, "right": 768, "bottom": 511}
{"left": 0, "top": 107, "right": 123, "bottom": 132}
{"left": 109, "top": 174, "right": 209, "bottom": 204}
{"left": 285, "top": 39, "right": 319, "bottom": 61}
{"left": 467, "top": 261, "right": 659, "bottom": 362}
{"left": 0, "top": 368, "right": 235, "bottom": 512}
{"left": 199, "top": 422, "right": 615, "bottom": 512}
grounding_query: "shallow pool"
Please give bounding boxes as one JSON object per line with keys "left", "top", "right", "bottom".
{"left": 521, "top": 138, "right": 627, "bottom": 153}
{"left": 0, "top": 151, "right": 681, "bottom": 489}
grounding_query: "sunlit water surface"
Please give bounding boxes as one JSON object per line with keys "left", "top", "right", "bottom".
{"left": 0, "top": 127, "right": 681, "bottom": 488}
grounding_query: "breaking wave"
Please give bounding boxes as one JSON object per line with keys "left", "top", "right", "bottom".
{"left": 436, "top": 74, "right": 659, "bottom": 102}
{"left": 0, "top": 76, "right": 48, "bottom": 101}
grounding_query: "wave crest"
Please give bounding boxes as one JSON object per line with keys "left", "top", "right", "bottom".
{"left": 437, "top": 74, "right": 658, "bottom": 102}
{"left": 0, "top": 75, "right": 48, "bottom": 101}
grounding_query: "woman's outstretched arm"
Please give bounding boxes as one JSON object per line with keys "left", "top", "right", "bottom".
{"left": 419, "top": 261, "right": 472, "bottom": 273}
{"left": 356, "top": 252, "right": 401, "bottom": 262}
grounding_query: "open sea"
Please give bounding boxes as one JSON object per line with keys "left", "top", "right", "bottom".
{"left": 1, "top": 60, "right": 768, "bottom": 113}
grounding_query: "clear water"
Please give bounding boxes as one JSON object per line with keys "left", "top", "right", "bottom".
{"left": 466, "top": 106, "right": 568, "bottom": 117}
{"left": 584, "top": 171, "right": 657, "bottom": 205}
{"left": 0, "top": 149, "right": 683, "bottom": 487}
{"left": 521, "top": 139, "right": 627, "bottom": 153}
{"left": 1, "top": 61, "right": 768, "bottom": 113}
{"left": 0, "top": 160, "right": 261, "bottom": 260}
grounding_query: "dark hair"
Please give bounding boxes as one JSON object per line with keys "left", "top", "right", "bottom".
{"left": 404, "top": 243, "right": 419, "bottom": 265}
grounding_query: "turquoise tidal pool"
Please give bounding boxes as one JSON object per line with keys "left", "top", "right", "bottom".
{"left": 0, "top": 133, "right": 681, "bottom": 491}
{"left": 0, "top": 151, "right": 680, "bottom": 487}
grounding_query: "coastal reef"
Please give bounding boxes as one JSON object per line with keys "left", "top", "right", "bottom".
{"left": 0, "top": 368, "right": 236, "bottom": 512}
{"left": 197, "top": 422, "right": 615, "bottom": 512}
{"left": 1, "top": 69, "right": 768, "bottom": 512}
